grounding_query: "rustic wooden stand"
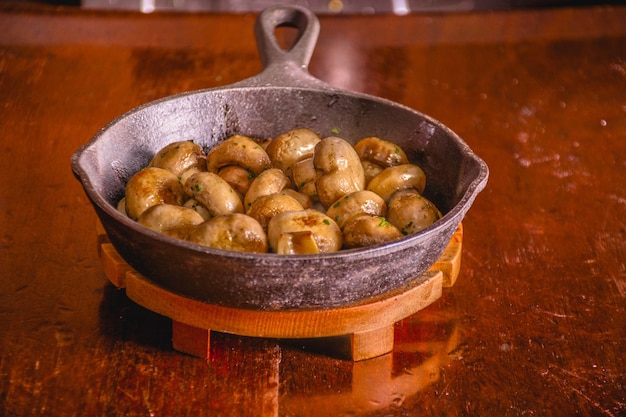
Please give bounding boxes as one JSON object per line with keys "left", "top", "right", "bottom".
{"left": 97, "top": 223, "right": 462, "bottom": 361}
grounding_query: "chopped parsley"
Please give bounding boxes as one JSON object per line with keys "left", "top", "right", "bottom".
{"left": 378, "top": 218, "right": 392, "bottom": 227}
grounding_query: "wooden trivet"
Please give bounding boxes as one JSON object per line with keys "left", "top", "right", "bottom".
{"left": 97, "top": 222, "right": 462, "bottom": 361}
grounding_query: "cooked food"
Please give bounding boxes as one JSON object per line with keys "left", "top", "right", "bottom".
{"left": 206, "top": 134, "right": 271, "bottom": 176}
{"left": 387, "top": 190, "right": 442, "bottom": 235}
{"left": 247, "top": 193, "right": 305, "bottom": 231}
{"left": 243, "top": 168, "right": 291, "bottom": 211}
{"left": 184, "top": 172, "right": 244, "bottom": 216}
{"left": 354, "top": 136, "right": 409, "bottom": 168}
{"left": 119, "top": 128, "right": 442, "bottom": 253}
{"left": 354, "top": 136, "right": 409, "bottom": 183}
{"left": 267, "top": 209, "right": 342, "bottom": 254}
{"left": 325, "top": 190, "right": 387, "bottom": 229}
{"left": 148, "top": 140, "right": 206, "bottom": 180}
{"left": 265, "top": 127, "right": 321, "bottom": 178}
{"left": 314, "top": 136, "right": 366, "bottom": 208}
{"left": 342, "top": 214, "right": 403, "bottom": 249}
{"left": 366, "top": 163, "right": 426, "bottom": 202}
{"left": 216, "top": 165, "right": 254, "bottom": 197}
{"left": 291, "top": 156, "right": 318, "bottom": 200}
{"left": 187, "top": 213, "right": 268, "bottom": 253}
{"left": 137, "top": 203, "right": 205, "bottom": 239}
{"left": 183, "top": 198, "right": 211, "bottom": 220}
{"left": 124, "top": 167, "right": 185, "bottom": 220}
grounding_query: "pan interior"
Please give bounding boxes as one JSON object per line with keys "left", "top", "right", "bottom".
{"left": 79, "top": 86, "right": 481, "bottom": 217}
{"left": 73, "top": 85, "right": 487, "bottom": 309}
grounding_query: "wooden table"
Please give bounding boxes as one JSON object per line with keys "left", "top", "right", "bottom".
{"left": 1, "top": 3, "right": 625, "bottom": 416}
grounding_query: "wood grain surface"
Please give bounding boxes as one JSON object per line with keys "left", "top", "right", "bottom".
{"left": 1, "top": 3, "right": 625, "bottom": 416}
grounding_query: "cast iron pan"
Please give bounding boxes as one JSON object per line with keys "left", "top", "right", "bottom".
{"left": 71, "top": 5, "right": 488, "bottom": 310}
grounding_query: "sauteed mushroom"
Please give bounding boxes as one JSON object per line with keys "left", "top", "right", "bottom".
{"left": 279, "top": 188, "right": 312, "bottom": 209}
{"left": 187, "top": 213, "right": 268, "bottom": 253}
{"left": 367, "top": 163, "right": 426, "bottom": 202}
{"left": 184, "top": 172, "right": 243, "bottom": 216}
{"left": 217, "top": 165, "right": 254, "bottom": 197}
{"left": 342, "top": 215, "right": 403, "bottom": 249}
{"left": 243, "top": 168, "right": 291, "bottom": 211}
{"left": 274, "top": 231, "right": 320, "bottom": 255}
{"left": 267, "top": 209, "right": 342, "bottom": 254}
{"left": 291, "top": 156, "right": 318, "bottom": 199}
{"left": 265, "top": 127, "right": 321, "bottom": 177}
{"left": 314, "top": 136, "right": 366, "bottom": 208}
{"left": 361, "top": 160, "right": 384, "bottom": 185}
{"left": 137, "top": 203, "right": 205, "bottom": 239}
{"left": 326, "top": 190, "right": 387, "bottom": 229}
{"left": 206, "top": 134, "right": 271, "bottom": 176}
{"left": 247, "top": 193, "right": 305, "bottom": 230}
{"left": 387, "top": 190, "right": 442, "bottom": 235}
{"left": 183, "top": 198, "right": 212, "bottom": 221}
{"left": 354, "top": 136, "right": 409, "bottom": 168}
{"left": 118, "top": 128, "right": 443, "bottom": 254}
{"left": 355, "top": 136, "right": 409, "bottom": 183}
{"left": 124, "top": 167, "right": 185, "bottom": 220}
{"left": 148, "top": 140, "right": 206, "bottom": 179}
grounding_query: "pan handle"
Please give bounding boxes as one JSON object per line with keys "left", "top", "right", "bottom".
{"left": 236, "top": 5, "right": 328, "bottom": 89}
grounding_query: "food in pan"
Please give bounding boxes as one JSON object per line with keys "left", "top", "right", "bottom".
{"left": 118, "top": 128, "right": 442, "bottom": 254}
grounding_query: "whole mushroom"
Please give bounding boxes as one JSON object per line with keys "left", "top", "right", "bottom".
{"left": 217, "top": 165, "right": 254, "bottom": 197}
{"left": 291, "top": 156, "right": 318, "bottom": 200}
{"left": 326, "top": 190, "right": 387, "bottom": 229}
{"left": 314, "top": 136, "right": 366, "bottom": 208}
{"left": 187, "top": 213, "right": 268, "bottom": 253}
{"left": 206, "top": 134, "right": 271, "bottom": 176}
{"left": 366, "top": 163, "right": 426, "bottom": 202}
{"left": 184, "top": 172, "right": 243, "bottom": 217}
{"left": 354, "top": 137, "right": 409, "bottom": 183}
{"left": 243, "top": 168, "right": 291, "bottom": 212}
{"left": 354, "top": 136, "right": 409, "bottom": 167}
{"left": 265, "top": 127, "right": 321, "bottom": 178}
{"left": 267, "top": 209, "right": 342, "bottom": 254}
{"left": 124, "top": 167, "right": 185, "bottom": 220}
{"left": 342, "top": 214, "right": 403, "bottom": 249}
{"left": 137, "top": 203, "right": 205, "bottom": 239}
{"left": 247, "top": 193, "right": 305, "bottom": 231}
{"left": 387, "top": 190, "right": 442, "bottom": 235}
{"left": 148, "top": 140, "right": 207, "bottom": 179}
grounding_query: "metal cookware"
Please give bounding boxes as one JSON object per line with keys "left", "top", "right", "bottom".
{"left": 71, "top": 5, "right": 488, "bottom": 310}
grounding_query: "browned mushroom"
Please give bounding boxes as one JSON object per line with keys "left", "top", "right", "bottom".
{"left": 247, "top": 193, "right": 305, "bottom": 231}
{"left": 314, "top": 136, "right": 366, "bottom": 208}
{"left": 267, "top": 209, "right": 342, "bottom": 254}
{"left": 243, "top": 168, "right": 291, "bottom": 211}
{"left": 325, "top": 190, "right": 387, "bottom": 229}
{"left": 342, "top": 214, "right": 403, "bottom": 249}
{"left": 187, "top": 213, "right": 268, "bottom": 253}
{"left": 366, "top": 163, "right": 426, "bottom": 202}
{"left": 291, "top": 156, "right": 318, "bottom": 200}
{"left": 265, "top": 127, "right": 321, "bottom": 177}
{"left": 217, "top": 165, "right": 254, "bottom": 197}
{"left": 149, "top": 140, "right": 207, "bottom": 179}
{"left": 387, "top": 190, "right": 442, "bottom": 235}
{"left": 183, "top": 198, "right": 212, "bottom": 221}
{"left": 354, "top": 136, "right": 409, "bottom": 168}
{"left": 206, "top": 134, "right": 271, "bottom": 176}
{"left": 137, "top": 203, "right": 205, "bottom": 239}
{"left": 124, "top": 167, "right": 185, "bottom": 220}
{"left": 184, "top": 172, "right": 243, "bottom": 216}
